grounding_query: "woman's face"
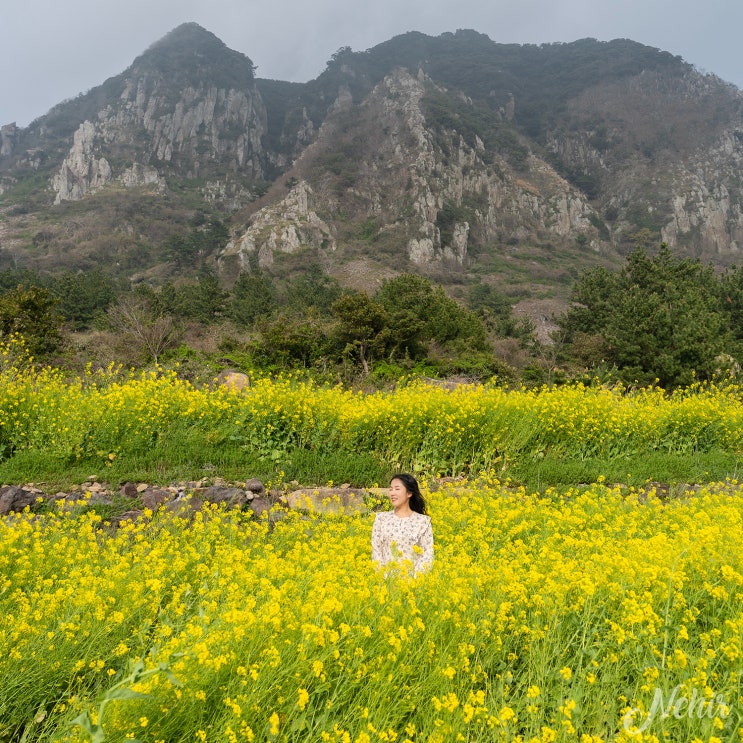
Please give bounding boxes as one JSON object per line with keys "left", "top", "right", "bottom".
{"left": 389, "top": 478, "right": 411, "bottom": 508}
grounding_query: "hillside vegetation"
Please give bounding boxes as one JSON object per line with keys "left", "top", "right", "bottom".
{"left": 0, "top": 240, "right": 742, "bottom": 391}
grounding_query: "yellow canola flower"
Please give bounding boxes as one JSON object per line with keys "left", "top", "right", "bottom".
{"left": 268, "top": 712, "right": 280, "bottom": 736}
{"left": 1, "top": 356, "right": 741, "bottom": 478}
{"left": 298, "top": 688, "right": 309, "bottom": 711}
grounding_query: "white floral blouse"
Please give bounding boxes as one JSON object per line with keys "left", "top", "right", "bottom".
{"left": 371, "top": 511, "right": 434, "bottom": 576}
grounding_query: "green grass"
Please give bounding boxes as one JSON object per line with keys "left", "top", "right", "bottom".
{"left": 3, "top": 444, "right": 739, "bottom": 496}
{"left": 512, "top": 450, "right": 742, "bottom": 491}
{"left": 0, "top": 445, "right": 392, "bottom": 491}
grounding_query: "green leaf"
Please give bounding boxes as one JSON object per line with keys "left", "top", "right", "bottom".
{"left": 69, "top": 712, "right": 105, "bottom": 743}
{"left": 103, "top": 687, "right": 150, "bottom": 701}
{"left": 289, "top": 714, "right": 307, "bottom": 732}
{"left": 157, "top": 663, "right": 182, "bottom": 686}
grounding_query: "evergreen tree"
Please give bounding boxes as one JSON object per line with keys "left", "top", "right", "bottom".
{"left": 0, "top": 285, "right": 64, "bottom": 356}
{"left": 558, "top": 245, "right": 735, "bottom": 387}
{"left": 254, "top": 311, "right": 333, "bottom": 369}
{"left": 52, "top": 270, "right": 120, "bottom": 330}
{"left": 230, "top": 272, "right": 278, "bottom": 327}
{"left": 718, "top": 264, "right": 743, "bottom": 351}
{"left": 175, "top": 268, "right": 229, "bottom": 323}
{"left": 375, "top": 274, "right": 488, "bottom": 358}
{"left": 331, "top": 291, "right": 390, "bottom": 374}
{"left": 284, "top": 264, "right": 341, "bottom": 315}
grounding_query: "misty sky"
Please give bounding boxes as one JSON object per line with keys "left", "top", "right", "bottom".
{"left": 2, "top": 0, "right": 742, "bottom": 128}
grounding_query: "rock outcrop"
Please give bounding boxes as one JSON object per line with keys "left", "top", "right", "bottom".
{"left": 223, "top": 68, "right": 603, "bottom": 272}
{"left": 51, "top": 79, "right": 267, "bottom": 204}
{"left": 220, "top": 180, "right": 336, "bottom": 273}
{"left": 52, "top": 121, "right": 113, "bottom": 202}
{"left": 544, "top": 71, "right": 743, "bottom": 264}
{"left": 659, "top": 130, "right": 743, "bottom": 256}
{"left": 0, "top": 123, "right": 18, "bottom": 158}
{"left": 49, "top": 25, "right": 269, "bottom": 204}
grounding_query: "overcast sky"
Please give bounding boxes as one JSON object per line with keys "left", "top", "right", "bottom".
{"left": 2, "top": 0, "right": 742, "bottom": 128}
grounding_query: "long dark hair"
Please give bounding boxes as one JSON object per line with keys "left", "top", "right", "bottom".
{"left": 391, "top": 473, "right": 428, "bottom": 515}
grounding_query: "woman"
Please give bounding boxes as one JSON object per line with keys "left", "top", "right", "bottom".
{"left": 371, "top": 473, "right": 434, "bottom": 576}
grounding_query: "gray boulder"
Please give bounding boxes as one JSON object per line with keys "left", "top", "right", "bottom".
{"left": 140, "top": 488, "right": 172, "bottom": 511}
{"left": 0, "top": 486, "right": 37, "bottom": 515}
{"left": 245, "top": 478, "right": 265, "bottom": 495}
{"left": 201, "top": 486, "right": 248, "bottom": 508}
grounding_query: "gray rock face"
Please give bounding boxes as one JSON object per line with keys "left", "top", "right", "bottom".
{"left": 220, "top": 68, "right": 603, "bottom": 274}
{"left": 376, "top": 70, "right": 599, "bottom": 263}
{"left": 119, "top": 162, "right": 163, "bottom": 190}
{"left": 660, "top": 144, "right": 743, "bottom": 256}
{"left": 550, "top": 123, "right": 743, "bottom": 260}
{"left": 125, "top": 81, "right": 267, "bottom": 174}
{"left": 544, "top": 72, "right": 743, "bottom": 262}
{"left": 51, "top": 75, "right": 268, "bottom": 204}
{"left": 0, "top": 123, "right": 18, "bottom": 157}
{"left": 220, "top": 180, "right": 336, "bottom": 273}
{"left": 52, "top": 121, "right": 113, "bottom": 203}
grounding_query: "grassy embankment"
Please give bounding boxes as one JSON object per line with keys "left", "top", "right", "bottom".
{"left": 0, "top": 352, "right": 740, "bottom": 491}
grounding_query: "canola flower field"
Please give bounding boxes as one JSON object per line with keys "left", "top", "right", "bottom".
{"left": 1, "top": 343, "right": 743, "bottom": 741}
{"left": 2, "top": 479, "right": 743, "bottom": 742}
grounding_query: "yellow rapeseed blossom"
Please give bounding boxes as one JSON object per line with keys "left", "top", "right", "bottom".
{"left": 1, "top": 356, "right": 743, "bottom": 741}
{"left": 298, "top": 688, "right": 309, "bottom": 711}
{"left": 268, "top": 711, "right": 280, "bottom": 736}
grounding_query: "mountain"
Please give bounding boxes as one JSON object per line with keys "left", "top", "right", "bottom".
{"left": 2, "top": 24, "right": 743, "bottom": 322}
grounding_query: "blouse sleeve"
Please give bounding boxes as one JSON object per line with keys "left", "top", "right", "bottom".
{"left": 371, "top": 514, "right": 383, "bottom": 565}
{"left": 416, "top": 518, "right": 434, "bottom": 575}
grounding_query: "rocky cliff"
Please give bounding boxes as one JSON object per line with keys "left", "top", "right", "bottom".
{"left": 45, "top": 25, "right": 268, "bottom": 207}
{"left": 2, "top": 25, "right": 743, "bottom": 293}
{"left": 225, "top": 68, "right": 603, "bottom": 276}
{"left": 542, "top": 69, "right": 743, "bottom": 261}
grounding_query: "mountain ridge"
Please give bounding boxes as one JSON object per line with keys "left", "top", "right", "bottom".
{"left": 1, "top": 23, "right": 742, "bottom": 327}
